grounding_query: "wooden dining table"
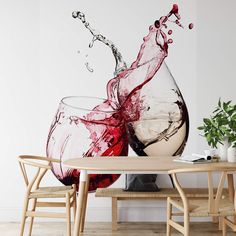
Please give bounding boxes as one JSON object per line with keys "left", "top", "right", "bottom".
{"left": 63, "top": 156, "right": 236, "bottom": 236}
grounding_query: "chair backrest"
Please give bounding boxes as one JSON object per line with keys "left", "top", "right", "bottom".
{"left": 168, "top": 167, "right": 230, "bottom": 215}
{"left": 17, "top": 155, "right": 60, "bottom": 194}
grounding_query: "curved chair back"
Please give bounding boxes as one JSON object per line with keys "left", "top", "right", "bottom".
{"left": 17, "top": 155, "right": 60, "bottom": 193}
{"left": 168, "top": 167, "right": 230, "bottom": 215}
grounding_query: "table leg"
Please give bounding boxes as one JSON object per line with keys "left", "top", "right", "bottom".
{"left": 80, "top": 175, "right": 90, "bottom": 232}
{"left": 229, "top": 173, "right": 236, "bottom": 226}
{"left": 227, "top": 174, "right": 234, "bottom": 202}
{"left": 73, "top": 170, "right": 87, "bottom": 236}
{"left": 112, "top": 197, "right": 118, "bottom": 231}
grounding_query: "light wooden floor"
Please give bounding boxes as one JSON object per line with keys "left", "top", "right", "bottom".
{"left": 1, "top": 222, "right": 235, "bottom": 236}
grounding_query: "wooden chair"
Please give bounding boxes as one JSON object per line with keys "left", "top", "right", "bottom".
{"left": 166, "top": 167, "right": 236, "bottom": 236}
{"left": 222, "top": 200, "right": 236, "bottom": 235}
{"left": 18, "top": 155, "right": 77, "bottom": 236}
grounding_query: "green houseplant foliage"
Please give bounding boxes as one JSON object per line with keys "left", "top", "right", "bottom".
{"left": 198, "top": 99, "right": 236, "bottom": 148}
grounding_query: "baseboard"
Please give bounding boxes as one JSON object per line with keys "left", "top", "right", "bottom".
{"left": 0, "top": 206, "right": 211, "bottom": 222}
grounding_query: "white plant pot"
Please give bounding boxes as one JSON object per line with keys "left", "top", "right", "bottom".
{"left": 218, "top": 139, "right": 230, "bottom": 161}
{"left": 227, "top": 146, "right": 236, "bottom": 162}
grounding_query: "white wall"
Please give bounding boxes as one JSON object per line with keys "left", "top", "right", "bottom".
{"left": 0, "top": 0, "right": 41, "bottom": 220}
{"left": 0, "top": 0, "right": 235, "bottom": 222}
{"left": 195, "top": 0, "right": 236, "bottom": 187}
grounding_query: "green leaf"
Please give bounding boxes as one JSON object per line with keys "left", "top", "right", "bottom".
{"left": 223, "top": 102, "right": 228, "bottom": 111}
{"left": 197, "top": 126, "right": 205, "bottom": 130}
{"left": 232, "top": 113, "right": 236, "bottom": 120}
{"left": 212, "top": 141, "right": 217, "bottom": 148}
{"left": 206, "top": 133, "right": 212, "bottom": 143}
{"left": 218, "top": 98, "right": 221, "bottom": 107}
{"left": 203, "top": 118, "right": 211, "bottom": 125}
{"left": 231, "top": 137, "right": 236, "bottom": 142}
{"left": 221, "top": 118, "right": 229, "bottom": 125}
{"left": 228, "top": 109, "right": 235, "bottom": 116}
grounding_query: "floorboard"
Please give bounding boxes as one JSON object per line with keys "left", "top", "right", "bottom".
{"left": 0, "top": 222, "right": 235, "bottom": 236}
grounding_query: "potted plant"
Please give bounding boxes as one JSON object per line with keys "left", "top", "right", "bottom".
{"left": 198, "top": 99, "right": 236, "bottom": 161}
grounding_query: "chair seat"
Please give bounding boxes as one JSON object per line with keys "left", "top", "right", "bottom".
{"left": 29, "top": 186, "right": 75, "bottom": 198}
{"left": 170, "top": 198, "right": 236, "bottom": 217}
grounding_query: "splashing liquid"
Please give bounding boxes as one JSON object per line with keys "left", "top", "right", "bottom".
{"left": 85, "top": 62, "right": 94, "bottom": 73}
{"left": 72, "top": 11, "right": 127, "bottom": 76}
{"left": 47, "top": 4, "right": 190, "bottom": 191}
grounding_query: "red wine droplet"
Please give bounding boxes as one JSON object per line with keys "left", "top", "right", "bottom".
{"left": 171, "top": 4, "right": 179, "bottom": 14}
{"left": 168, "top": 39, "right": 173, "bottom": 44}
{"left": 168, "top": 30, "right": 172, "bottom": 35}
{"left": 154, "top": 20, "right": 160, "bottom": 28}
{"left": 188, "top": 23, "right": 194, "bottom": 29}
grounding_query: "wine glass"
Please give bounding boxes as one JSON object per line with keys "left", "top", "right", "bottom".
{"left": 125, "top": 62, "right": 189, "bottom": 156}
{"left": 46, "top": 96, "right": 128, "bottom": 192}
{"left": 123, "top": 62, "right": 189, "bottom": 190}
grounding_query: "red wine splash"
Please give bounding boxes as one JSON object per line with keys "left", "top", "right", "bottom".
{"left": 72, "top": 3, "right": 187, "bottom": 142}
{"left": 47, "top": 4, "right": 191, "bottom": 191}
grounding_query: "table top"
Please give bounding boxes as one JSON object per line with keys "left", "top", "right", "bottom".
{"left": 63, "top": 156, "right": 236, "bottom": 174}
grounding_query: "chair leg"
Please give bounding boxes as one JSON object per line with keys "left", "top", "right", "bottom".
{"left": 222, "top": 217, "right": 227, "bottom": 236}
{"left": 219, "top": 217, "right": 223, "bottom": 230}
{"left": 28, "top": 198, "right": 37, "bottom": 236}
{"left": 20, "top": 195, "right": 30, "bottom": 236}
{"left": 166, "top": 197, "right": 172, "bottom": 236}
{"left": 212, "top": 216, "right": 219, "bottom": 223}
{"left": 72, "top": 184, "right": 77, "bottom": 221}
{"left": 80, "top": 175, "right": 90, "bottom": 232}
{"left": 183, "top": 211, "right": 189, "bottom": 236}
{"left": 66, "top": 193, "right": 72, "bottom": 236}
{"left": 233, "top": 216, "right": 236, "bottom": 232}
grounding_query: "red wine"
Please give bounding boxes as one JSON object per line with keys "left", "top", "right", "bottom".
{"left": 189, "top": 23, "right": 194, "bottom": 29}
{"left": 47, "top": 4, "right": 191, "bottom": 191}
{"left": 47, "top": 98, "right": 128, "bottom": 192}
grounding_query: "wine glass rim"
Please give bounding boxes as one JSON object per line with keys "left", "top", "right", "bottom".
{"left": 61, "top": 96, "right": 117, "bottom": 113}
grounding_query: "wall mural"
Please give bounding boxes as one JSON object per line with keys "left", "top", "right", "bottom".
{"left": 46, "top": 4, "right": 191, "bottom": 192}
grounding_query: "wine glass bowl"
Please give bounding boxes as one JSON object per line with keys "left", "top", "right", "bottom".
{"left": 125, "top": 62, "right": 189, "bottom": 157}
{"left": 46, "top": 96, "right": 128, "bottom": 192}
